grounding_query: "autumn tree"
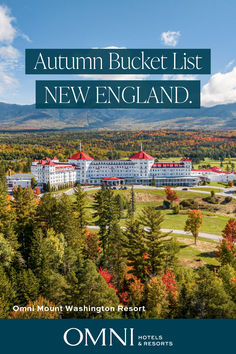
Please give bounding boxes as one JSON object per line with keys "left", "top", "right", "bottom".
{"left": 0, "top": 179, "right": 18, "bottom": 249}
{"left": 222, "top": 218, "right": 236, "bottom": 243}
{"left": 184, "top": 209, "right": 202, "bottom": 245}
{"left": 34, "top": 186, "right": 41, "bottom": 195}
{"left": 84, "top": 230, "right": 101, "bottom": 264}
{"left": 217, "top": 219, "right": 236, "bottom": 268}
{"left": 164, "top": 186, "right": 178, "bottom": 207}
{"left": 147, "top": 276, "right": 170, "bottom": 318}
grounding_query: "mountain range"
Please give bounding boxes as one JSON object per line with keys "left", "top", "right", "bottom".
{"left": 0, "top": 101, "right": 236, "bottom": 131}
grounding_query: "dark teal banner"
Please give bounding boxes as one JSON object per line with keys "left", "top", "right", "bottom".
{"left": 26, "top": 49, "right": 211, "bottom": 75}
{"left": 0, "top": 319, "right": 234, "bottom": 354}
{"left": 35, "top": 80, "right": 200, "bottom": 109}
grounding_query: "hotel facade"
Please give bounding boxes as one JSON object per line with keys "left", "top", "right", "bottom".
{"left": 30, "top": 150, "right": 200, "bottom": 187}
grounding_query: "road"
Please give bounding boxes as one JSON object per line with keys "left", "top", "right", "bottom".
{"left": 86, "top": 225, "right": 222, "bottom": 242}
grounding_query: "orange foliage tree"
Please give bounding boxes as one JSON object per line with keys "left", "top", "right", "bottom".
{"left": 217, "top": 219, "right": 236, "bottom": 267}
{"left": 164, "top": 186, "right": 178, "bottom": 206}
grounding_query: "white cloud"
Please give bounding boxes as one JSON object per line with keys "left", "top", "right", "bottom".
{"left": 0, "top": 5, "right": 30, "bottom": 100}
{"left": 201, "top": 66, "right": 236, "bottom": 107}
{"left": 0, "top": 6, "right": 16, "bottom": 43}
{"left": 0, "top": 45, "right": 19, "bottom": 61}
{"left": 161, "top": 31, "right": 180, "bottom": 47}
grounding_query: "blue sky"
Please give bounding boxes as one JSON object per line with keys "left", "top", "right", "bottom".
{"left": 1, "top": 0, "right": 236, "bottom": 106}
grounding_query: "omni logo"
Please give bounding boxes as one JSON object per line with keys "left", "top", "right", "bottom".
{"left": 63, "top": 327, "right": 134, "bottom": 347}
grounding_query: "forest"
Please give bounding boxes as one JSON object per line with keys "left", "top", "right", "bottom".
{"left": 0, "top": 130, "right": 236, "bottom": 173}
{"left": 0, "top": 171, "right": 236, "bottom": 319}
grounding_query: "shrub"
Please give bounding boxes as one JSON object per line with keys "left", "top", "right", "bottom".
{"left": 180, "top": 199, "right": 199, "bottom": 210}
{"left": 223, "top": 196, "right": 232, "bottom": 204}
{"left": 172, "top": 204, "right": 180, "bottom": 214}
{"left": 163, "top": 200, "right": 171, "bottom": 209}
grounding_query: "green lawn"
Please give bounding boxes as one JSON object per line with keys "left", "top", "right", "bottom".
{"left": 208, "top": 182, "right": 227, "bottom": 187}
{"left": 173, "top": 234, "right": 217, "bottom": 244}
{"left": 126, "top": 188, "right": 207, "bottom": 199}
{"left": 177, "top": 242, "right": 219, "bottom": 266}
{"left": 84, "top": 188, "right": 208, "bottom": 199}
{"left": 160, "top": 211, "right": 229, "bottom": 235}
{"left": 190, "top": 187, "right": 223, "bottom": 193}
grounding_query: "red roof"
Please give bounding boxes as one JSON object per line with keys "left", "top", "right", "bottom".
{"left": 192, "top": 167, "right": 236, "bottom": 174}
{"left": 130, "top": 151, "right": 154, "bottom": 160}
{"left": 181, "top": 158, "right": 191, "bottom": 162}
{"left": 69, "top": 152, "right": 93, "bottom": 160}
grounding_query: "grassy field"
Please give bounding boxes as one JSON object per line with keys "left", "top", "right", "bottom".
{"left": 80, "top": 188, "right": 232, "bottom": 235}
{"left": 177, "top": 239, "right": 219, "bottom": 266}
{"left": 190, "top": 187, "right": 223, "bottom": 193}
{"left": 208, "top": 182, "right": 227, "bottom": 187}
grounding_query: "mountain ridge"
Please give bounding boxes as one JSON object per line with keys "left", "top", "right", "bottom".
{"left": 0, "top": 101, "right": 236, "bottom": 131}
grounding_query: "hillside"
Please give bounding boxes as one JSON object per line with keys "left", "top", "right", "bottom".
{"left": 1, "top": 101, "right": 236, "bottom": 130}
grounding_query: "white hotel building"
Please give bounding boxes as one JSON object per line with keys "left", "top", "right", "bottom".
{"left": 30, "top": 150, "right": 200, "bottom": 187}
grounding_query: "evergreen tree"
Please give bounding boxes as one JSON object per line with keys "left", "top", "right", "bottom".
{"left": 192, "top": 268, "right": 236, "bottom": 318}
{"left": 114, "top": 193, "right": 128, "bottom": 220}
{"left": 125, "top": 218, "right": 147, "bottom": 281}
{"left": 106, "top": 221, "right": 127, "bottom": 289}
{"left": 31, "top": 177, "right": 37, "bottom": 189}
{"left": 130, "top": 185, "right": 136, "bottom": 214}
{"left": 74, "top": 184, "right": 88, "bottom": 237}
{"left": 0, "top": 179, "right": 18, "bottom": 249}
{"left": 140, "top": 207, "right": 170, "bottom": 277}
{"left": 0, "top": 266, "right": 16, "bottom": 318}
{"left": 75, "top": 260, "right": 121, "bottom": 318}
{"left": 0, "top": 234, "right": 15, "bottom": 267}
{"left": 175, "top": 267, "right": 197, "bottom": 318}
{"left": 93, "top": 187, "right": 119, "bottom": 256}
{"left": 12, "top": 186, "right": 38, "bottom": 263}
{"left": 37, "top": 193, "right": 59, "bottom": 231}
{"left": 151, "top": 175, "right": 156, "bottom": 186}
{"left": 15, "top": 269, "right": 39, "bottom": 305}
